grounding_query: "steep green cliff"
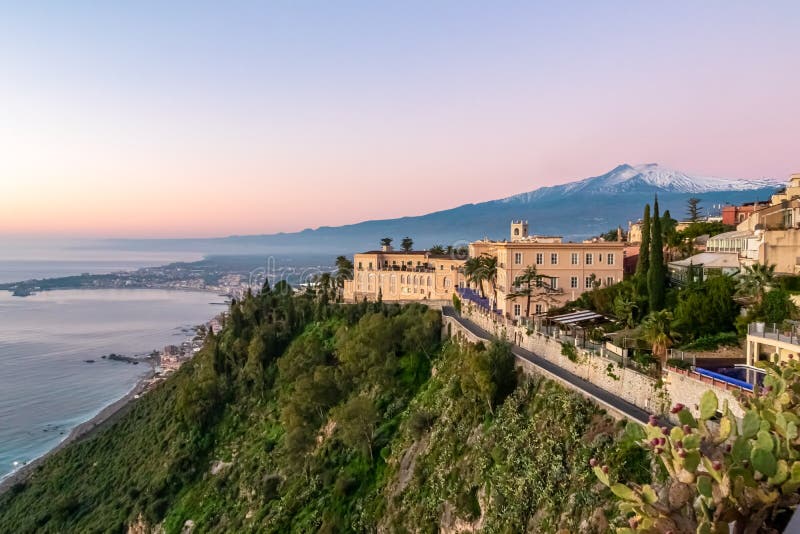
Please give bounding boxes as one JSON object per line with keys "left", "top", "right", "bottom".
{"left": 0, "top": 287, "right": 647, "bottom": 533}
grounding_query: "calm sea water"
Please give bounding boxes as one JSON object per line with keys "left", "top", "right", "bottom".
{"left": 0, "top": 289, "right": 221, "bottom": 480}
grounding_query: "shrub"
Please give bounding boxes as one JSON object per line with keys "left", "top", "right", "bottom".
{"left": 452, "top": 293, "right": 462, "bottom": 315}
{"left": 409, "top": 410, "right": 436, "bottom": 438}
{"left": 666, "top": 358, "right": 692, "bottom": 370}
{"left": 679, "top": 332, "right": 739, "bottom": 352}
{"left": 455, "top": 486, "right": 482, "bottom": 521}
{"left": 561, "top": 342, "right": 579, "bottom": 362}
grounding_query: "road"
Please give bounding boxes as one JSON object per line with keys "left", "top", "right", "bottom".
{"left": 442, "top": 306, "right": 651, "bottom": 424}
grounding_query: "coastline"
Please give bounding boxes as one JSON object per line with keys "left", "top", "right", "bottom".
{"left": 0, "top": 288, "right": 223, "bottom": 498}
{"left": 0, "top": 370, "right": 155, "bottom": 497}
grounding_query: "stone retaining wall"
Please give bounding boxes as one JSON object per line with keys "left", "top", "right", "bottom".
{"left": 664, "top": 367, "right": 747, "bottom": 419}
{"left": 461, "top": 309, "right": 669, "bottom": 414}
{"left": 450, "top": 307, "right": 750, "bottom": 422}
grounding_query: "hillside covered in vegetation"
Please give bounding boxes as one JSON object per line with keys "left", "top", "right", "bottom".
{"left": 0, "top": 285, "right": 649, "bottom": 533}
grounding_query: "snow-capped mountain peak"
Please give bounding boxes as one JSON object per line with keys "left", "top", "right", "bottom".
{"left": 502, "top": 163, "right": 781, "bottom": 203}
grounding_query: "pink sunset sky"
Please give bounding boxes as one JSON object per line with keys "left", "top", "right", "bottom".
{"left": 1, "top": 2, "right": 798, "bottom": 239}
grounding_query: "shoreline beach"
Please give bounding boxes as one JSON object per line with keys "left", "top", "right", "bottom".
{"left": 0, "top": 371, "right": 155, "bottom": 496}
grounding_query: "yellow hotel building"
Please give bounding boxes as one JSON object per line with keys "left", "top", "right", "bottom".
{"left": 343, "top": 222, "right": 625, "bottom": 319}
{"left": 342, "top": 247, "right": 465, "bottom": 302}
{"left": 470, "top": 221, "right": 625, "bottom": 319}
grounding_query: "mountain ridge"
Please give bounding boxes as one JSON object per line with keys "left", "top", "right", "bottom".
{"left": 106, "top": 163, "right": 782, "bottom": 256}
{"left": 498, "top": 163, "right": 781, "bottom": 203}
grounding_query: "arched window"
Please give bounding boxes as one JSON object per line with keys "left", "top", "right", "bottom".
{"left": 427, "top": 276, "right": 432, "bottom": 287}
{"left": 368, "top": 274, "right": 375, "bottom": 291}
{"left": 390, "top": 275, "right": 397, "bottom": 293}
{"left": 444, "top": 276, "right": 451, "bottom": 289}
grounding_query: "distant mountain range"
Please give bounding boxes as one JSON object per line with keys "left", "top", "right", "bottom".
{"left": 108, "top": 163, "right": 782, "bottom": 257}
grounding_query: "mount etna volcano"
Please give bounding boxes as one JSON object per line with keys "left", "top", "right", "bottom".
{"left": 111, "top": 164, "right": 781, "bottom": 256}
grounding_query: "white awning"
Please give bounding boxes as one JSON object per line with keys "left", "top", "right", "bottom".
{"left": 549, "top": 310, "right": 606, "bottom": 326}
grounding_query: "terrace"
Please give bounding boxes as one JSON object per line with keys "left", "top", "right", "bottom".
{"left": 746, "top": 321, "right": 800, "bottom": 366}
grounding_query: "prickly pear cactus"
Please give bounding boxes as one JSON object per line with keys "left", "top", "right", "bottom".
{"left": 593, "top": 359, "right": 800, "bottom": 533}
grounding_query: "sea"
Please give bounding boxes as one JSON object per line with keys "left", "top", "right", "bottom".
{"left": 0, "top": 242, "right": 221, "bottom": 481}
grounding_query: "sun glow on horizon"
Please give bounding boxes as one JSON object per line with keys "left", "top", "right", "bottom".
{"left": 1, "top": 2, "right": 798, "bottom": 239}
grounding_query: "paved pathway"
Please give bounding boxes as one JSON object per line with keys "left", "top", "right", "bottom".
{"left": 443, "top": 307, "right": 651, "bottom": 424}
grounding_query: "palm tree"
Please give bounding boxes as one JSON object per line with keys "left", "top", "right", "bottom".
{"left": 463, "top": 256, "right": 485, "bottom": 297}
{"left": 429, "top": 244, "right": 446, "bottom": 255}
{"left": 737, "top": 263, "right": 776, "bottom": 305}
{"left": 613, "top": 294, "right": 638, "bottom": 329}
{"left": 334, "top": 256, "right": 354, "bottom": 292}
{"left": 479, "top": 254, "right": 499, "bottom": 309}
{"left": 641, "top": 310, "right": 674, "bottom": 365}
{"left": 506, "top": 265, "right": 555, "bottom": 317}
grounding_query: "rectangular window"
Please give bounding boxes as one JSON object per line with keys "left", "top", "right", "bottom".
{"left": 607, "top": 253, "right": 615, "bottom": 265}
{"left": 368, "top": 262, "right": 373, "bottom": 270}
{"left": 585, "top": 276, "right": 593, "bottom": 289}
{"left": 534, "top": 304, "right": 543, "bottom": 314}
{"left": 514, "top": 252, "right": 523, "bottom": 265}
{"left": 598, "top": 253, "right": 603, "bottom": 263}
{"left": 536, "top": 253, "right": 544, "bottom": 265}
{"left": 358, "top": 262, "right": 363, "bottom": 270}
{"left": 606, "top": 276, "right": 614, "bottom": 286}
{"left": 550, "top": 253, "right": 558, "bottom": 265}
{"left": 570, "top": 276, "right": 578, "bottom": 288}
{"left": 551, "top": 277, "right": 558, "bottom": 290}
{"left": 513, "top": 304, "right": 521, "bottom": 316}
{"left": 571, "top": 252, "right": 579, "bottom": 265}
{"left": 585, "top": 253, "right": 593, "bottom": 265}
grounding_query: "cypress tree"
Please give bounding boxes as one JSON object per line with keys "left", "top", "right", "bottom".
{"left": 636, "top": 204, "right": 651, "bottom": 277}
{"left": 635, "top": 204, "right": 651, "bottom": 308}
{"left": 648, "top": 196, "right": 666, "bottom": 311}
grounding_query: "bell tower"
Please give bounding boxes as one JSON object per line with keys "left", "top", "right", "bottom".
{"left": 510, "top": 220, "right": 528, "bottom": 241}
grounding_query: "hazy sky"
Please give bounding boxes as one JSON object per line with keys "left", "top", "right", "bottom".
{"left": 1, "top": 1, "right": 798, "bottom": 238}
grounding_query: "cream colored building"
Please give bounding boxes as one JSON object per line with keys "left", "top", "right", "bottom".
{"left": 469, "top": 222, "right": 625, "bottom": 319}
{"left": 746, "top": 322, "right": 800, "bottom": 367}
{"left": 699, "top": 172, "right": 800, "bottom": 274}
{"left": 342, "top": 247, "right": 465, "bottom": 302}
{"left": 768, "top": 173, "right": 800, "bottom": 205}
{"left": 628, "top": 219, "right": 694, "bottom": 245}
{"left": 628, "top": 220, "right": 643, "bottom": 244}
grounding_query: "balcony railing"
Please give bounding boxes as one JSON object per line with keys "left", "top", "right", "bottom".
{"left": 748, "top": 322, "right": 800, "bottom": 346}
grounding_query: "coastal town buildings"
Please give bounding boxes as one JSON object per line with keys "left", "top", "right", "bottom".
{"left": 342, "top": 246, "right": 465, "bottom": 302}
{"left": 670, "top": 173, "right": 800, "bottom": 278}
{"left": 722, "top": 201, "right": 770, "bottom": 226}
{"left": 469, "top": 221, "right": 625, "bottom": 319}
{"left": 159, "top": 345, "right": 184, "bottom": 371}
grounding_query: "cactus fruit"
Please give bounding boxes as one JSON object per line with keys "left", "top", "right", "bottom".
{"left": 595, "top": 358, "right": 800, "bottom": 532}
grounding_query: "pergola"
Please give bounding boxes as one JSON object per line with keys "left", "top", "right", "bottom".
{"left": 544, "top": 309, "right": 612, "bottom": 348}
